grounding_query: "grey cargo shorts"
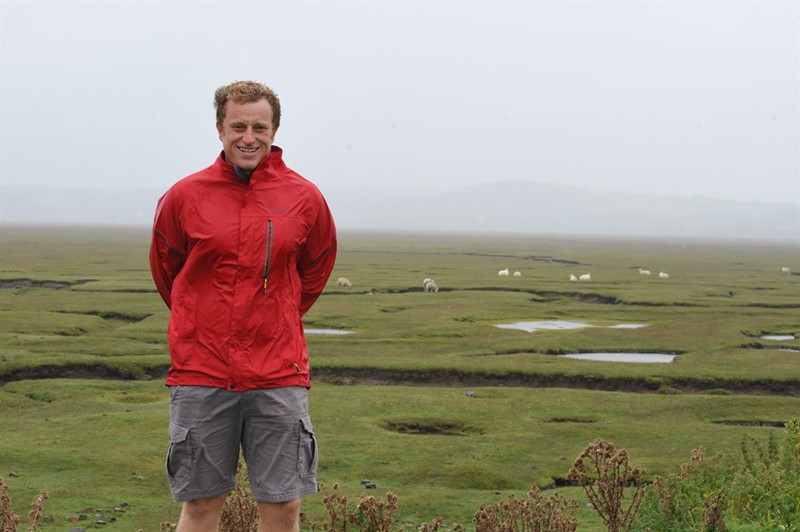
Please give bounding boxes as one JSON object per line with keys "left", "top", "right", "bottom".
{"left": 166, "top": 385, "right": 318, "bottom": 503}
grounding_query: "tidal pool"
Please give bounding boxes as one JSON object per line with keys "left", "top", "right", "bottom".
{"left": 559, "top": 353, "right": 676, "bottom": 363}
{"left": 305, "top": 328, "right": 354, "bottom": 335}
{"left": 760, "top": 335, "right": 796, "bottom": 341}
{"left": 495, "top": 320, "right": 590, "bottom": 332}
{"left": 495, "top": 320, "right": 648, "bottom": 332}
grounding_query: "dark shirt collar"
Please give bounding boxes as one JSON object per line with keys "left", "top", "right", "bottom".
{"left": 234, "top": 166, "right": 252, "bottom": 181}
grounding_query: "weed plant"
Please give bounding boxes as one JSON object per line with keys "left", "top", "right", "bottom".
{"left": 471, "top": 487, "right": 579, "bottom": 531}
{"left": 729, "top": 417, "right": 800, "bottom": 528}
{"left": 218, "top": 463, "right": 258, "bottom": 532}
{"left": 567, "top": 439, "right": 645, "bottom": 531}
{"left": 633, "top": 416, "right": 800, "bottom": 530}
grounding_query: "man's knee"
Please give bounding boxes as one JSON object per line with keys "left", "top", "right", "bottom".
{"left": 258, "top": 499, "right": 301, "bottom": 530}
{"left": 179, "top": 493, "right": 228, "bottom": 526}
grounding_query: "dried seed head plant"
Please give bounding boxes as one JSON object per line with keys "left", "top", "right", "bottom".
{"left": 0, "top": 478, "right": 20, "bottom": 532}
{"left": 0, "top": 477, "right": 47, "bottom": 532}
{"left": 302, "top": 483, "right": 404, "bottom": 531}
{"left": 26, "top": 491, "right": 48, "bottom": 531}
{"left": 472, "top": 486, "right": 578, "bottom": 532}
{"left": 301, "top": 483, "right": 349, "bottom": 531}
{"left": 355, "top": 491, "right": 399, "bottom": 532}
{"left": 567, "top": 438, "right": 645, "bottom": 532}
{"left": 700, "top": 489, "right": 727, "bottom": 531}
{"left": 219, "top": 461, "right": 259, "bottom": 532}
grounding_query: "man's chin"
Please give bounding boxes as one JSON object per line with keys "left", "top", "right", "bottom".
{"left": 233, "top": 158, "right": 260, "bottom": 171}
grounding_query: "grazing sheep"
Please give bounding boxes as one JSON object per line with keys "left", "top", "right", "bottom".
{"left": 569, "top": 274, "right": 578, "bottom": 281}
{"left": 659, "top": 272, "right": 669, "bottom": 279}
{"left": 423, "top": 277, "right": 434, "bottom": 288}
{"left": 639, "top": 268, "right": 651, "bottom": 276}
{"left": 498, "top": 268, "right": 509, "bottom": 276}
{"left": 424, "top": 280, "right": 439, "bottom": 293}
{"left": 782, "top": 267, "right": 792, "bottom": 276}
{"left": 513, "top": 271, "right": 522, "bottom": 277}
{"left": 337, "top": 277, "right": 352, "bottom": 288}
{"left": 579, "top": 273, "right": 591, "bottom": 281}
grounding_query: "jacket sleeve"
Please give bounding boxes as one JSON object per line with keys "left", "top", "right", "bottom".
{"left": 149, "top": 189, "right": 187, "bottom": 309}
{"left": 297, "top": 192, "right": 337, "bottom": 316}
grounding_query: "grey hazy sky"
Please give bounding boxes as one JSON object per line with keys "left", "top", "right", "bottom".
{"left": 1, "top": 0, "right": 798, "bottom": 204}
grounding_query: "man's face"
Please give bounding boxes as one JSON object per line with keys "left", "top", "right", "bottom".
{"left": 216, "top": 99, "right": 277, "bottom": 171}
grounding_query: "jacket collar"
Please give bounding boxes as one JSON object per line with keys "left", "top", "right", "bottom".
{"left": 218, "top": 146, "right": 285, "bottom": 181}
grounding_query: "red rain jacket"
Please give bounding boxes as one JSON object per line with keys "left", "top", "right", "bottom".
{"left": 149, "top": 147, "right": 337, "bottom": 391}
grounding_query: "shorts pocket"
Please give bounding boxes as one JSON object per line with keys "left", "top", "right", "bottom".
{"left": 168, "top": 385, "right": 182, "bottom": 400}
{"left": 166, "top": 423, "right": 193, "bottom": 482}
{"left": 296, "top": 416, "right": 318, "bottom": 479}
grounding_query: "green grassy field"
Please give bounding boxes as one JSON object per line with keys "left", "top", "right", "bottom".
{"left": 1, "top": 225, "right": 799, "bottom": 530}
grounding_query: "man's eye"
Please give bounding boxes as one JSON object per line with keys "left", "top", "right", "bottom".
{"left": 231, "top": 125, "right": 246, "bottom": 132}
{"left": 254, "top": 125, "right": 268, "bottom": 133}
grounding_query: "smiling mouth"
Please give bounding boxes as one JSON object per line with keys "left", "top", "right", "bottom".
{"left": 238, "top": 147, "right": 259, "bottom": 153}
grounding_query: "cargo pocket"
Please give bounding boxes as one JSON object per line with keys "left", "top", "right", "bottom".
{"left": 166, "top": 423, "right": 193, "bottom": 484}
{"left": 296, "top": 416, "right": 318, "bottom": 478}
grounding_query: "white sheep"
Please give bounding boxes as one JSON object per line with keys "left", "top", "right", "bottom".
{"left": 424, "top": 280, "right": 439, "bottom": 293}
{"left": 579, "top": 273, "right": 591, "bottom": 281}
{"left": 659, "top": 272, "right": 669, "bottom": 279}
{"left": 782, "top": 267, "right": 792, "bottom": 276}
{"left": 639, "top": 268, "right": 651, "bottom": 276}
{"left": 569, "top": 274, "right": 578, "bottom": 281}
{"left": 423, "top": 277, "right": 434, "bottom": 288}
{"left": 513, "top": 271, "right": 522, "bottom": 277}
{"left": 498, "top": 268, "right": 509, "bottom": 276}
{"left": 337, "top": 277, "right": 352, "bottom": 288}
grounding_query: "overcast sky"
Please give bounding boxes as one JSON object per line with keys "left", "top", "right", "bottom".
{"left": 1, "top": 0, "right": 798, "bottom": 205}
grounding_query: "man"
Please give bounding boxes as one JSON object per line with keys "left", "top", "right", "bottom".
{"left": 149, "top": 80, "right": 337, "bottom": 531}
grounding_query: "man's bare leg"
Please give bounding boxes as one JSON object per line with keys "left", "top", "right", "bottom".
{"left": 176, "top": 493, "right": 228, "bottom": 532}
{"left": 257, "top": 499, "right": 301, "bottom": 532}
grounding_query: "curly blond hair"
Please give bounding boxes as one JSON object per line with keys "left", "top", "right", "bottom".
{"left": 214, "top": 80, "right": 281, "bottom": 129}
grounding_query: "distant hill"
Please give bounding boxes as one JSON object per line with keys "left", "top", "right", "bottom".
{"left": 1, "top": 182, "right": 797, "bottom": 240}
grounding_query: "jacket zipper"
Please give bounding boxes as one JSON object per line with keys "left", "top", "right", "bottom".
{"left": 262, "top": 219, "right": 273, "bottom": 294}
{"left": 262, "top": 220, "right": 299, "bottom": 374}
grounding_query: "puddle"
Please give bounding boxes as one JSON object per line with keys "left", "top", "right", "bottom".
{"left": 495, "top": 320, "right": 590, "bottom": 333}
{"left": 760, "top": 335, "right": 796, "bottom": 341}
{"left": 305, "top": 328, "right": 354, "bottom": 335}
{"left": 559, "top": 353, "right": 676, "bottom": 363}
{"left": 495, "top": 320, "right": 648, "bottom": 332}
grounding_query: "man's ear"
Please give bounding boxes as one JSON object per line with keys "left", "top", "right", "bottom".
{"left": 216, "top": 122, "right": 223, "bottom": 141}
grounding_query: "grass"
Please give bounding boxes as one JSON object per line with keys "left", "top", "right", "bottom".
{"left": 0, "top": 225, "right": 799, "bottom": 529}
{"left": 3, "top": 379, "right": 799, "bottom": 529}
